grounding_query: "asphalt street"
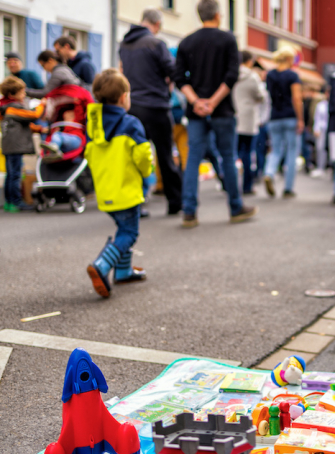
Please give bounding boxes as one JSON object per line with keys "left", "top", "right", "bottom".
{"left": 1, "top": 170, "right": 335, "bottom": 453}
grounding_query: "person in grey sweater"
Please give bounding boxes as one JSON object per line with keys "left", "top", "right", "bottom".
{"left": 25, "top": 50, "right": 80, "bottom": 99}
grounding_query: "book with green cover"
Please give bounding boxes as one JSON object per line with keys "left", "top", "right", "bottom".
{"left": 159, "top": 387, "right": 217, "bottom": 410}
{"left": 219, "top": 372, "right": 266, "bottom": 393}
{"left": 174, "top": 370, "right": 226, "bottom": 390}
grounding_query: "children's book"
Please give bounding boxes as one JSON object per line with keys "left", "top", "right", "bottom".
{"left": 174, "top": 370, "right": 227, "bottom": 390}
{"left": 127, "top": 401, "right": 183, "bottom": 425}
{"left": 292, "top": 409, "right": 335, "bottom": 434}
{"left": 215, "top": 392, "right": 262, "bottom": 411}
{"left": 302, "top": 372, "right": 335, "bottom": 391}
{"left": 219, "top": 372, "right": 266, "bottom": 393}
{"left": 111, "top": 413, "right": 148, "bottom": 432}
{"left": 159, "top": 387, "right": 217, "bottom": 410}
{"left": 275, "top": 428, "right": 335, "bottom": 454}
{"left": 318, "top": 388, "right": 335, "bottom": 412}
{"left": 194, "top": 407, "right": 236, "bottom": 422}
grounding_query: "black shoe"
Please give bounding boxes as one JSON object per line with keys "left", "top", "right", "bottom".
{"left": 17, "top": 202, "right": 34, "bottom": 211}
{"left": 282, "top": 190, "right": 296, "bottom": 199}
{"left": 168, "top": 205, "right": 181, "bottom": 215}
{"left": 243, "top": 190, "right": 257, "bottom": 195}
{"left": 140, "top": 207, "right": 150, "bottom": 218}
{"left": 230, "top": 206, "right": 259, "bottom": 223}
{"left": 264, "top": 176, "right": 276, "bottom": 197}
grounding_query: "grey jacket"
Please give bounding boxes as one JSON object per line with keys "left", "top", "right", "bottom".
{"left": 233, "top": 65, "right": 266, "bottom": 135}
{"left": 26, "top": 64, "right": 80, "bottom": 99}
{"left": 0, "top": 101, "right": 44, "bottom": 155}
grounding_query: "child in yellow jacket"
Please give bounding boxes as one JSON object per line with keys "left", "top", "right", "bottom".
{"left": 85, "top": 69, "right": 153, "bottom": 298}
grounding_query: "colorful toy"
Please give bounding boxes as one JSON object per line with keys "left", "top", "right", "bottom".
{"left": 269, "top": 406, "right": 280, "bottom": 436}
{"left": 152, "top": 412, "right": 256, "bottom": 454}
{"left": 252, "top": 404, "right": 270, "bottom": 435}
{"left": 271, "top": 356, "right": 306, "bottom": 387}
{"left": 302, "top": 372, "right": 335, "bottom": 391}
{"left": 289, "top": 404, "right": 304, "bottom": 420}
{"left": 279, "top": 402, "right": 291, "bottom": 430}
{"left": 45, "top": 348, "right": 140, "bottom": 454}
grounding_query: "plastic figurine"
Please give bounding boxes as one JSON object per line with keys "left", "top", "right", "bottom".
{"left": 269, "top": 405, "right": 280, "bottom": 435}
{"left": 271, "top": 356, "right": 306, "bottom": 387}
{"left": 289, "top": 404, "right": 304, "bottom": 420}
{"left": 279, "top": 402, "right": 291, "bottom": 430}
{"left": 45, "top": 348, "right": 140, "bottom": 454}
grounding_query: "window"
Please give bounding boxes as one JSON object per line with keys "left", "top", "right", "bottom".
{"left": 247, "top": 0, "right": 256, "bottom": 17}
{"left": 230, "top": 0, "right": 235, "bottom": 31}
{"left": 294, "top": 0, "right": 304, "bottom": 35}
{"left": 163, "top": 0, "right": 174, "bottom": 10}
{"left": 268, "top": 35, "right": 278, "bottom": 52}
{"left": 270, "top": 0, "right": 282, "bottom": 26}
{"left": 0, "top": 14, "right": 18, "bottom": 81}
{"left": 63, "top": 28, "right": 87, "bottom": 50}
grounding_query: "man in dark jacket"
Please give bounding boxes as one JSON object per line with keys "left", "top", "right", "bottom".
{"left": 54, "top": 36, "right": 95, "bottom": 87}
{"left": 119, "top": 8, "right": 182, "bottom": 215}
{"left": 175, "top": 0, "right": 257, "bottom": 227}
{"left": 5, "top": 51, "right": 44, "bottom": 89}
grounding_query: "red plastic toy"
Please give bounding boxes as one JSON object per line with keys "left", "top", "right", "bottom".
{"left": 279, "top": 402, "right": 291, "bottom": 430}
{"left": 45, "top": 348, "right": 140, "bottom": 454}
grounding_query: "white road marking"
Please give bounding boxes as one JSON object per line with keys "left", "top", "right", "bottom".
{"left": 0, "top": 346, "right": 12, "bottom": 381}
{"left": 0, "top": 329, "right": 240, "bottom": 366}
{"left": 21, "top": 311, "right": 61, "bottom": 322}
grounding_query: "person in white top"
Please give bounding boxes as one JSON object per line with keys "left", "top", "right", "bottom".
{"left": 311, "top": 85, "right": 330, "bottom": 178}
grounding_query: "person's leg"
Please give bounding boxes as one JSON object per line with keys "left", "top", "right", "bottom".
{"left": 317, "top": 129, "right": 327, "bottom": 171}
{"left": 255, "top": 124, "right": 268, "bottom": 178}
{"left": 204, "top": 130, "right": 224, "bottom": 182}
{"left": 4, "top": 155, "right": 11, "bottom": 207}
{"left": 51, "top": 132, "right": 82, "bottom": 153}
{"left": 238, "top": 134, "right": 254, "bottom": 193}
{"left": 182, "top": 118, "right": 208, "bottom": 219}
{"left": 173, "top": 124, "right": 189, "bottom": 171}
{"left": 129, "top": 105, "right": 182, "bottom": 213}
{"left": 264, "top": 119, "right": 286, "bottom": 196}
{"left": 282, "top": 118, "right": 298, "bottom": 193}
{"left": 9, "top": 154, "right": 23, "bottom": 207}
{"left": 211, "top": 117, "right": 243, "bottom": 215}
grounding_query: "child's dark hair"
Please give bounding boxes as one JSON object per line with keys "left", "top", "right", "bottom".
{"left": 0, "top": 75, "right": 26, "bottom": 97}
{"left": 53, "top": 35, "right": 77, "bottom": 50}
{"left": 93, "top": 69, "right": 130, "bottom": 104}
{"left": 37, "top": 50, "right": 62, "bottom": 63}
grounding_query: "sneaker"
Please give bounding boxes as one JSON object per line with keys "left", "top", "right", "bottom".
{"left": 230, "top": 206, "right": 259, "bottom": 223}
{"left": 282, "top": 190, "right": 296, "bottom": 199}
{"left": 42, "top": 151, "right": 64, "bottom": 163}
{"left": 140, "top": 207, "right": 150, "bottom": 218}
{"left": 114, "top": 267, "right": 147, "bottom": 284}
{"left": 182, "top": 214, "right": 199, "bottom": 228}
{"left": 8, "top": 203, "right": 20, "bottom": 213}
{"left": 41, "top": 141, "right": 60, "bottom": 154}
{"left": 264, "top": 176, "right": 276, "bottom": 197}
{"left": 3, "top": 202, "right": 10, "bottom": 212}
{"left": 168, "top": 204, "right": 182, "bottom": 215}
{"left": 310, "top": 169, "right": 325, "bottom": 178}
{"left": 17, "top": 201, "right": 34, "bottom": 211}
{"left": 86, "top": 264, "right": 111, "bottom": 298}
{"left": 243, "top": 189, "right": 257, "bottom": 195}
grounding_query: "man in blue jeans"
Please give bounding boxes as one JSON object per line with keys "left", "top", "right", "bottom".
{"left": 175, "top": 0, "right": 258, "bottom": 227}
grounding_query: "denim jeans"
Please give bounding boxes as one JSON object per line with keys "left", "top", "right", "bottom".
{"left": 237, "top": 134, "right": 255, "bottom": 192}
{"left": 255, "top": 124, "right": 268, "bottom": 177}
{"left": 265, "top": 118, "right": 298, "bottom": 192}
{"left": 51, "top": 132, "right": 82, "bottom": 153}
{"left": 4, "top": 154, "right": 22, "bottom": 205}
{"left": 107, "top": 205, "right": 140, "bottom": 255}
{"left": 183, "top": 117, "right": 242, "bottom": 215}
{"left": 204, "top": 130, "right": 224, "bottom": 181}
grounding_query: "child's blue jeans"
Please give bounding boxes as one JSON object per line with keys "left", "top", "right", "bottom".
{"left": 107, "top": 205, "right": 140, "bottom": 255}
{"left": 4, "top": 154, "right": 22, "bottom": 205}
{"left": 51, "top": 132, "right": 82, "bottom": 153}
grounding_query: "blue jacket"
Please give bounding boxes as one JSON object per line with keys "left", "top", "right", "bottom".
{"left": 68, "top": 51, "right": 95, "bottom": 84}
{"left": 119, "top": 25, "right": 175, "bottom": 109}
{"left": 13, "top": 69, "right": 44, "bottom": 89}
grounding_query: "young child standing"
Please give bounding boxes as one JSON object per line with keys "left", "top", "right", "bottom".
{"left": 0, "top": 76, "right": 46, "bottom": 212}
{"left": 85, "top": 69, "right": 153, "bottom": 298}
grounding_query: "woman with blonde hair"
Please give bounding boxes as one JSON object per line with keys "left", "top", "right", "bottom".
{"left": 263, "top": 46, "right": 304, "bottom": 198}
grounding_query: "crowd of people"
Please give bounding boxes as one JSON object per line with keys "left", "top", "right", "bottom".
{"left": 1, "top": 0, "right": 334, "bottom": 297}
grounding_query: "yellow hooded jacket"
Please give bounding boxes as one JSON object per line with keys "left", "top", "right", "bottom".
{"left": 85, "top": 103, "right": 153, "bottom": 212}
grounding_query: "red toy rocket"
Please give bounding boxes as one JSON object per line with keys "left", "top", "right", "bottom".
{"left": 45, "top": 348, "right": 140, "bottom": 454}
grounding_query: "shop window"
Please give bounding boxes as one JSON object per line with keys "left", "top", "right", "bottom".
{"left": 163, "top": 0, "right": 174, "bottom": 10}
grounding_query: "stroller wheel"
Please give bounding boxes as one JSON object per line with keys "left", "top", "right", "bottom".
{"left": 35, "top": 202, "right": 47, "bottom": 213}
{"left": 70, "top": 190, "right": 86, "bottom": 214}
{"left": 47, "top": 198, "right": 56, "bottom": 208}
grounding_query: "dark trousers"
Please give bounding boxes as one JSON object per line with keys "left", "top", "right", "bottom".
{"left": 255, "top": 124, "right": 268, "bottom": 177}
{"left": 4, "top": 154, "right": 22, "bottom": 205}
{"left": 237, "top": 134, "right": 254, "bottom": 193}
{"left": 129, "top": 105, "right": 182, "bottom": 210}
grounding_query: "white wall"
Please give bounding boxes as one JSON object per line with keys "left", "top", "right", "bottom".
{"left": 0, "top": 0, "right": 111, "bottom": 70}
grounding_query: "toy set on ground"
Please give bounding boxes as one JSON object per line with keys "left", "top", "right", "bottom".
{"left": 37, "top": 352, "right": 335, "bottom": 454}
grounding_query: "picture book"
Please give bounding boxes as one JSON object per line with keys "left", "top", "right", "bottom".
{"left": 215, "top": 392, "right": 262, "bottom": 412}
{"left": 111, "top": 413, "right": 148, "bottom": 432}
{"left": 159, "top": 387, "right": 217, "bottom": 410}
{"left": 174, "top": 370, "right": 227, "bottom": 390}
{"left": 219, "top": 372, "right": 266, "bottom": 393}
{"left": 194, "top": 407, "right": 236, "bottom": 422}
{"left": 302, "top": 372, "right": 335, "bottom": 391}
{"left": 292, "top": 410, "right": 335, "bottom": 434}
{"left": 318, "top": 388, "right": 335, "bottom": 412}
{"left": 127, "top": 400, "right": 184, "bottom": 425}
{"left": 275, "top": 428, "right": 335, "bottom": 454}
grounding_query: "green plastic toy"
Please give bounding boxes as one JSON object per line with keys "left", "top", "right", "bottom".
{"left": 269, "top": 405, "right": 280, "bottom": 435}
